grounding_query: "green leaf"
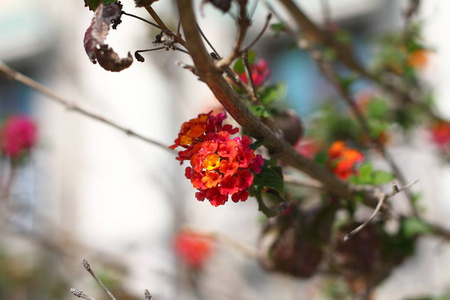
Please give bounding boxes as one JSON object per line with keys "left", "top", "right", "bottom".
{"left": 250, "top": 140, "right": 269, "bottom": 150}
{"left": 372, "top": 170, "right": 395, "bottom": 185}
{"left": 367, "top": 98, "right": 389, "bottom": 119}
{"left": 252, "top": 163, "right": 284, "bottom": 197}
{"left": 259, "top": 82, "right": 286, "bottom": 106}
{"left": 233, "top": 51, "right": 256, "bottom": 74}
{"left": 402, "top": 218, "right": 434, "bottom": 238}
{"left": 354, "top": 163, "right": 373, "bottom": 184}
{"left": 337, "top": 73, "right": 358, "bottom": 91}
{"left": 270, "top": 23, "right": 285, "bottom": 35}
{"left": 313, "top": 150, "right": 328, "bottom": 167}
{"left": 84, "top": 0, "right": 118, "bottom": 10}
{"left": 233, "top": 58, "right": 245, "bottom": 74}
{"left": 250, "top": 105, "right": 271, "bottom": 118}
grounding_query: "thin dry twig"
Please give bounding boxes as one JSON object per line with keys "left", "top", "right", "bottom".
{"left": 215, "top": 0, "right": 251, "bottom": 69}
{"left": 344, "top": 179, "right": 420, "bottom": 241}
{"left": 0, "top": 62, "right": 172, "bottom": 153}
{"left": 144, "top": 289, "right": 153, "bottom": 300}
{"left": 82, "top": 259, "right": 117, "bottom": 300}
{"left": 71, "top": 288, "right": 97, "bottom": 300}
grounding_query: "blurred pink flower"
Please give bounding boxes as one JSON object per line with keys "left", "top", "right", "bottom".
{"left": 1, "top": 115, "right": 37, "bottom": 159}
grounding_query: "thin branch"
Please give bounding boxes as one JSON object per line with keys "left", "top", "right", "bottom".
{"left": 344, "top": 179, "right": 419, "bottom": 241}
{"left": 82, "top": 259, "right": 117, "bottom": 300}
{"left": 249, "top": 0, "right": 259, "bottom": 19}
{"left": 121, "top": 11, "right": 161, "bottom": 29}
{"left": 215, "top": 0, "right": 251, "bottom": 69}
{"left": 142, "top": 5, "right": 187, "bottom": 48}
{"left": 0, "top": 62, "right": 172, "bottom": 153}
{"left": 197, "top": 23, "right": 220, "bottom": 57}
{"left": 320, "top": 0, "right": 331, "bottom": 27}
{"left": 284, "top": 174, "right": 324, "bottom": 189}
{"left": 144, "top": 289, "right": 153, "bottom": 300}
{"left": 243, "top": 13, "right": 272, "bottom": 52}
{"left": 242, "top": 51, "right": 259, "bottom": 104}
{"left": 70, "top": 288, "right": 97, "bottom": 300}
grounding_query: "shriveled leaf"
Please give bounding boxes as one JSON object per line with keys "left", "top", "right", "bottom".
{"left": 134, "top": 0, "right": 159, "bottom": 7}
{"left": 84, "top": 2, "right": 133, "bottom": 72}
{"left": 204, "top": 0, "right": 232, "bottom": 12}
{"left": 84, "top": 0, "right": 118, "bottom": 11}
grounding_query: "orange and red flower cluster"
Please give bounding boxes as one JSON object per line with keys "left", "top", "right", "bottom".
{"left": 327, "top": 141, "right": 364, "bottom": 180}
{"left": 430, "top": 120, "right": 450, "bottom": 149}
{"left": 0, "top": 115, "right": 37, "bottom": 160}
{"left": 170, "top": 112, "right": 264, "bottom": 206}
{"left": 238, "top": 59, "right": 270, "bottom": 87}
{"left": 174, "top": 231, "right": 214, "bottom": 270}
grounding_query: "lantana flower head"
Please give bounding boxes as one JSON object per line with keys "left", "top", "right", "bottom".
{"left": 430, "top": 120, "right": 450, "bottom": 149}
{"left": 174, "top": 231, "right": 214, "bottom": 270}
{"left": 327, "top": 141, "right": 364, "bottom": 180}
{"left": 238, "top": 59, "right": 270, "bottom": 87}
{"left": 171, "top": 112, "right": 264, "bottom": 206}
{"left": 0, "top": 115, "right": 37, "bottom": 160}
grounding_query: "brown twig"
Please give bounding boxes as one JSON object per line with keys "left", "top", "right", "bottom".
{"left": 82, "top": 259, "right": 117, "bottom": 300}
{"left": 143, "top": 5, "right": 187, "bottom": 48}
{"left": 344, "top": 179, "right": 419, "bottom": 241}
{"left": 70, "top": 288, "right": 97, "bottom": 300}
{"left": 215, "top": 0, "right": 251, "bottom": 70}
{"left": 0, "top": 62, "right": 172, "bottom": 153}
{"left": 144, "top": 289, "right": 153, "bottom": 300}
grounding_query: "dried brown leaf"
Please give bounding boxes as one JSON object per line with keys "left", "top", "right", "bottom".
{"left": 83, "top": 2, "right": 133, "bottom": 72}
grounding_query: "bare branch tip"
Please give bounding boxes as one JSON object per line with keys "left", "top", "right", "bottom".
{"left": 343, "top": 233, "right": 351, "bottom": 241}
{"left": 82, "top": 259, "right": 91, "bottom": 270}
{"left": 144, "top": 289, "right": 153, "bottom": 300}
{"left": 71, "top": 288, "right": 83, "bottom": 297}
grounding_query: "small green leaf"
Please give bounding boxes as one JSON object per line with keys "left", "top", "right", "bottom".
{"left": 372, "top": 170, "right": 395, "bottom": 185}
{"left": 233, "top": 58, "right": 245, "bottom": 74}
{"left": 252, "top": 163, "right": 284, "bottom": 197}
{"left": 313, "top": 150, "right": 328, "bottom": 166}
{"left": 259, "top": 82, "right": 286, "bottom": 106}
{"left": 250, "top": 105, "right": 271, "bottom": 118}
{"left": 367, "top": 98, "right": 389, "bottom": 119}
{"left": 358, "top": 163, "right": 373, "bottom": 183}
{"left": 270, "top": 23, "right": 285, "bottom": 35}
{"left": 250, "top": 140, "right": 269, "bottom": 150}
{"left": 402, "top": 218, "right": 434, "bottom": 238}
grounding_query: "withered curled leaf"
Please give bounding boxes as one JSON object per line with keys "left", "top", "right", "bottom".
{"left": 134, "top": 0, "right": 159, "bottom": 7}
{"left": 83, "top": 2, "right": 133, "bottom": 72}
{"left": 84, "top": 0, "right": 119, "bottom": 11}
{"left": 203, "top": 0, "right": 232, "bottom": 12}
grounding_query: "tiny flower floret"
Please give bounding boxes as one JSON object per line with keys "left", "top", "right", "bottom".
{"left": 238, "top": 59, "right": 270, "bottom": 87}
{"left": 174, "top": 231, "right": 214, "bottom": 270}
{"left": 327, "top": 141, "right": 364, "bottom": 180}
{"left": 171, "top": 112, "right": 264, "bottom": 206}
